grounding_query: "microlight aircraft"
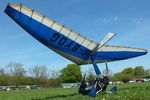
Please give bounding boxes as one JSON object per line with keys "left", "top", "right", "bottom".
{"left": 4, "top": 4, "right": 147, "bottom": 97}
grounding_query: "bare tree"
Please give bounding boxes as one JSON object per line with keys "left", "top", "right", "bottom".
{"left": 7, "top": 62, "right": 26, "bottom": 77}
{"left": 86, "top": 68, "right": 96, "bottom": 81}
{"left": 50, "top": 70, "right": 60, "bottom": 78}
{"left": 102, "top": 68, "right": 113, "bottom": 77}
{"left": 30, "top": 65, "right": 49, "bottom": 82}
{"left": 0, "top": 68, "right": 5, "bottom": 76}
{"left": 6, "top": 62, "right": 26, "bottom": 86}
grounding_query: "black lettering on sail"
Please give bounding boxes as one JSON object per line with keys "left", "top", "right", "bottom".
{"left": 50, "top": 33, "right": 59, "bottom": 42}
{"left": 58, "top": 37, "right": 67, "bottom": 45}
{"left": 72, "top": 44, "right": 80, "bottom": 52}
{"left": 65, "top": 42, "right": 73, "bottom": 49}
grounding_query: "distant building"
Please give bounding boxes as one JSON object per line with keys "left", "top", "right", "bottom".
{"left": 59, "top": 83, "right": 81, "bottom": 88}
{"left": 143, "top": 76, "right": 150, "bottom": 82}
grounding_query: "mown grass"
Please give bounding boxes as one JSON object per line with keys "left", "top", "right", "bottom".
{"left": 0, "top": 82, "right": 150, "bottom": 100}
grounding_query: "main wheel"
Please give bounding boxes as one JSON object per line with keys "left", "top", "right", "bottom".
{"left": 78, "top": 82, "right": 91, "bottom": 95}
{"left": 96, "top": 76, "right": 109, "bottom": 93}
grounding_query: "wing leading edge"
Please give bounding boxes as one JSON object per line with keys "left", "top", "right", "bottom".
{"left": 4, "top": 4, "right": 147, "bottom": 65}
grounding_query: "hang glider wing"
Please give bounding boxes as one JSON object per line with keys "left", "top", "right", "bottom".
{"left": 4, "top": 4, "right": 147, "bottom": 65}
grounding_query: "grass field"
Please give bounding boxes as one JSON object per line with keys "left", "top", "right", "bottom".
{"left": 0, "top": 82, "right": 150, "bottom": 100}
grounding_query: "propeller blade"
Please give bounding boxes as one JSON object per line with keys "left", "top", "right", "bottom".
{"left": 88, "top": 33, "right": 116, "bottom": 64}
{"left": 91, "top": 33, "right": 116, "bottom": 55}
{"left": 99, "top": 32, "right": 116, "bottom": 48}
{"left": 82, "top": 74, "right": 86, "bottom": 82}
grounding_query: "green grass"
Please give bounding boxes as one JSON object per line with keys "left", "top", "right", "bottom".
{"left": 0, "top": 82, "right": 150, "bottom": 100}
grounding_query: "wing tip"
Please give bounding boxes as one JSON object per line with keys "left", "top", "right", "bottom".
{"left": 142, "top": 49, "right": 148, "bottom": 55}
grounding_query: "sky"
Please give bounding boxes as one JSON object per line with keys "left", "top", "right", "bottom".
{"left": 0, "top": 0, "right": 150, "bottom": 74}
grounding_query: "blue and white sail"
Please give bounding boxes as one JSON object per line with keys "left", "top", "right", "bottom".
{"left": 4, "top": 4, "right": 147, "bottom": 65}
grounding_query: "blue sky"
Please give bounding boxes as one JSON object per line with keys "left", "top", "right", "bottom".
{"left": 0, "top": 0, "right": 150, "bottom": 74}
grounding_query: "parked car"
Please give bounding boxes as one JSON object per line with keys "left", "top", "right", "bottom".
{"left": 0, "top": 87, "right": 6, "bottom": 91}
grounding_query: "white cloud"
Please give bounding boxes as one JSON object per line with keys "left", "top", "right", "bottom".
{"left": 99, "top": 17, "right": 119, "bottom": 23}
{"left": 112, "top": 18, "right": 150, "bottom": 46}
{"left": 132, "top": 18, "right": 143, "bottom": 24}
{"left": 60, "top": 0, "right": 83, "bottom": 7}
{"left": 113, "top": 17, "right": 118, "bottom": 23}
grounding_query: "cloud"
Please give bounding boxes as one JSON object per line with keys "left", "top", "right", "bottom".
{"left": 113, "top": 17, "right": 118, "bottom": 22}
{"left": 60, "top": 0, "right": 83, "bottom": 7}
{"left": 98, "top": 17, "right": 119, "bottom": 23}
{"left": 111, "top": 18, "right": 150, "bottom": 46}
{"left": 132, "top": 18, "right": 143, "bottom": 24}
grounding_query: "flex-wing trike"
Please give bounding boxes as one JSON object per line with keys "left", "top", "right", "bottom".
{"left": 4, "top": 3, "right": 147, "bottom": 98}
{"left": 78, "top": 33, "right": 117, "bottom": 97}
{"left": 79, "top": 60, "right": 119, "bottom": 96}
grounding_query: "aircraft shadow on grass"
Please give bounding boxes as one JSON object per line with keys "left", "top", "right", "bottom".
{"left": 32, "top": 93, "right": 78, "bottom": 100}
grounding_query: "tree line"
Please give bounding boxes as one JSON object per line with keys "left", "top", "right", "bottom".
{"left": 0, "top": 62, "right": 56, "bottom": 87}
{"left": 0, "top": 62, "right": 149, "bottom": 87}
{"left": 112, "top": 66, "right": 150, "bottom": 82}
{"left": 0, "top": 62, "right": 83, "bottom": 87}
